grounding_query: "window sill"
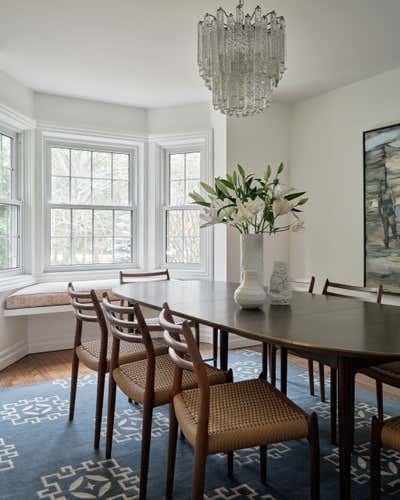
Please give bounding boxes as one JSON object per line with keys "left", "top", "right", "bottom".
{"left": 0, "top": 274, "right": 36, "bottom": 294}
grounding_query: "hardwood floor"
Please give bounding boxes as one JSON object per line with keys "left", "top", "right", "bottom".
{"left": 1, "top": 346, "right": 400, "bottom": 405}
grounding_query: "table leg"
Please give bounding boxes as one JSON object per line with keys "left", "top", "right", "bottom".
{"left": 212, "top": 328, "right": 218, "bottom": 368}
{"left": 220, "top": 330, "right": 229, "bottom": 371}
{"left": 261, "top": 343, "right": 268, "bottom": 379}
{"left": 280, "top": 347, "right": 288, "bottom": 395}
{"left": 269, "top": 344, "right": 277, "bottom": 387}
{"left": 338, "top": 357, "right": 355, "bottom": 499}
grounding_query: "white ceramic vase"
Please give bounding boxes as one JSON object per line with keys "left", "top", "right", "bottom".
{"left": 234, "top": 234, "right": 266, "bottom": 309}
{"left": 269, "top": 260, "right": 292, "bottom": 305}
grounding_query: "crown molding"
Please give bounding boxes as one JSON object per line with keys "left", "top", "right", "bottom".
{"left": 0, "top": 103, "right": 36, "bottom": 131}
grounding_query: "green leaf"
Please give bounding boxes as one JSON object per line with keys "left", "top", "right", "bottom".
{"left": 277, "top": 162, "right": 284, "bottom": 174}
{"left": 188, "top": 191, "right": 207, "bottom": 204}
{"left": 215, "top": 179, "right": 230, "bottom": 196}
{"left": 291, "top": 208, "right": 303, "bottom": 213}
{"left": 285, "top": 191, "right": 306, "bottom": 201}
{"left": 297, "top": 197, "right": 309, "bottom": 205}
{"left": 264, "top": 165, "right": 271, "bottom": 181}
{"left": 218, "top": 178, "right": 235, "bottom": 189}
{"left": 232, "top": 170, "right": 238, "bottom": 186}
{"left": 200, "top": 182, "right": 216, "bottom": 195}
{"left": 237, "top": 164, "right": 246, "bottom": 180}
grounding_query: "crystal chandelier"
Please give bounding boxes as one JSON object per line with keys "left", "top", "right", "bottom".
{"left": 198, "top": 0, "right": 286, "bottom": 117}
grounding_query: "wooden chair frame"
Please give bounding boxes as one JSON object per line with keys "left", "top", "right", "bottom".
{"left": 68, "top": 283, "right": 109, "bottom": 449}
{"left": 161, "top": 303, "right": 320, "bottom": 500}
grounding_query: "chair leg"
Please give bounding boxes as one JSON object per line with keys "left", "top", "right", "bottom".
{"left": 308, "top": 360, "right": 315, "bottom": 396}
{"left": 192, "top": 446, "right": 207, "bottom": 500}
{"left": 260, "top": 445, "right": 267, "bottom": 485}
{"left": 69, "top": 349, "right": 79, "bottom": 421}
{"left": 371, "top": 416, "right": 382, "bottom": 500}
{"left": 166, "top": 405, "right": 179, "bottom": 499}
{"left": 307, "top": 412, "right": 320, "bottom": 500}
{"left": 139, "top": 401, "right": 154, "bottom": 500}
{"left": 350, "top": 375, "right": 355, "bottom": 450}
{"left": 330, "top": 368, "right": 337, "bottom": 445}
{"left": 227, "top": 451, "right": 234, "bottom": 478}
{"left": 318, "top": 363, "right": 326, "bottom": 402}
{"left": 195, "top": 322, "right": 200, "bottom": 346}
{"left": 94, "top": 367, "right": 106, "bottom": 449}
{"left": 105, "top": 375, "right": 117, "bottom": 459}
{"left": 376, "top": 381, "right": 384, "bottom": 421}
{"left": 212, "top": 328, "right": 218, "bottom": 368}
{"left": 269, "top": 344, "right": 277, "bottom": 387}
{"left": 261, "top": 343, "right": 268, "bottom": 380}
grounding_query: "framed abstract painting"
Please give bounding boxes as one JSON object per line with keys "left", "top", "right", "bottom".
{"left": 364, "top": 123, "right": 400, "bottom": 293}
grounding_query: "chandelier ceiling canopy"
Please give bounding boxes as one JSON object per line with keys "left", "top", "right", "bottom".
{"left": 198, "top": 0, "right": 286, "bottom": 117}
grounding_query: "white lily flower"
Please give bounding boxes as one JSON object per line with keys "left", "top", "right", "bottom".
{"left": 244, "top": 197, "right": 265, "bottom": 215}
{"left": 274, "top": 198, "right": 292, "bottom": 216}
{"left": 199, "top": 207, "right": 220, "bottom": 228}
{"left": 292, "top": 219, "right": 305, "bottom": 232}
{"left": 236, "top": 199, "right": 252, "bottom": 220}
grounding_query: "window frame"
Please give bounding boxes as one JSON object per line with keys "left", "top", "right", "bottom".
{"left": 155, "top": 132, "right": 214, "bottom": 279}
{"left": 0, "top": 125, "right": 22, "bottom": 277}
{"left": 44, "top": 139, "right": 139, "bottom": 272}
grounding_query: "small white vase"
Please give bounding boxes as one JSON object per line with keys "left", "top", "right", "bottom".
{"left": 234, "top": 234, "right": 266, "bottom": 309}
{"left": 234, "top": 270, "right": 267, "bottom": 309}
{"left": 269, "top": 260, "right": 292, "bottom": 305}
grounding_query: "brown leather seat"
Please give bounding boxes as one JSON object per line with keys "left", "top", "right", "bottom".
{"left": 76, "top": 338, "right": 167, "bottom": 371}
{"left": 113, "top": 353, "right": 226, "bottom": 406}
{"left": 174, "top": 378, "right": 309, "bottom": 454}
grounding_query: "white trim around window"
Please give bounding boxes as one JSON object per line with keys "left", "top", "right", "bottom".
{"left": 39, "top": 129, "right": 146, "bottom": 277}
{"left": 150, "top": 130, "right": 214, "bottom": 280}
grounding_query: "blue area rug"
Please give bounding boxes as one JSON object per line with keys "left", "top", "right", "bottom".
{"left": 1, "top": 349, "right": 400, "bottom": 499}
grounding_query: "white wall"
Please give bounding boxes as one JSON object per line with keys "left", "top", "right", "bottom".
{"left": 0, "top": 70, "right": 35, "bottom": 119}
{"left": 289, "top": 66, "right": 400, "bottom": 299}
{"left": 35, "top": 92, "right": 148, "bottom": 134}
{"left": 148, "top": 102, "right": 211, "bottom": 135}
{"left": 227, "top": 102, "right": 292, "bottom": 285}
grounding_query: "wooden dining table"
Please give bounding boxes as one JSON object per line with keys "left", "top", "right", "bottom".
{"left": 112, "top": 279, "right": 400, "bottom": 500}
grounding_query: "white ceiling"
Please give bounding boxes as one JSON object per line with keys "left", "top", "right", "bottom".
{"left": 1, "top": 0, "right": 400, "bottom": 109}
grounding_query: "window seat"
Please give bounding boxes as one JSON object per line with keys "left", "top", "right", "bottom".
{"left": 4, "top": 279, "right": 120, "bottom": 317}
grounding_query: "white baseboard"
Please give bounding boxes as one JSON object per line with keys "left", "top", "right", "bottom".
{"left": 0, "top": 340, "right": 28, "bottom": 371}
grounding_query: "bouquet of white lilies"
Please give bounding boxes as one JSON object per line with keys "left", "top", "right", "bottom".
{"left": 189, "top": 163, "right": 308, "bottom": 235}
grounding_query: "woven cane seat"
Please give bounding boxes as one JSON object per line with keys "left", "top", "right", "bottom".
{"left": 362, "top": 362, "right": 400, "bottom": 387}
{"left": 112, "top": 354, "right": 226, "bottom": 406}
{"left": 76, "top": 339, "right": 167, "bottom": 371}
{"left": 174, "top": 379, "right": 309, "bottom": 454}
{"left": 381, "top": 416, "right": 400, "bottom": 451}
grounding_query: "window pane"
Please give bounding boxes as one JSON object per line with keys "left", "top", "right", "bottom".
{"left": 93, "top": 179, "right": 112, "bottom": 204}
{"left": 170, "top": 154, "right": 184, "bottom": 180}
{"left": 184, "top": 237, "right": 200, "bottom": 263}
{"left": 71, "top": 177, "right": 92, "bottom": 204}
{"left": 72, "top": 237, "right": 93, "bottom": 265}
{"left": 52, "top": 176, "right": 70, "bottom": 203}
{"left": 94, "top": 237, "right": 113, "bottom": 263}
{"left": 114, "top": 238, "right": 132, "bottom": 263}
{"left": 184, "top": 210, "right": 200, "bottom": 238}
{"left": 0, "top": 204, "right": 13, "bottom": 236}
{"left": 1, "top": 135, "right": 11, "bottom": 170}
{"left": 0, "top": 237, "right": 17, "bottom": 269}
{"left": 0, "top": 167, "right": 11, "bottom": 199}
{"left": 113, "top": 154, "right": 129, "bottom": 180}
{"left": 186, "top": 152, "right": 201, "bottom": 179}
{"left": 185, "top": 180, "right": 200, "bottom": 204}
{"left": 113, "top": 180, "right": 129, "bottom": 205}
{"left": 166, "top": 237, "right": 184, "bottom": 263}
{"left": 93, "top": 152, "right": 111, "bottom": 179}
{"left": 51, "top": 209, "right": 71, "bottom": 237}
{"left": 170, "top": 180, "right": 184, "bottom": 206}
{"left": 51, "top": 148, "right": 69, "bottom": 176}
{"left": 51, "top": 237, "right": 71, "bottom": 266}
{"left": 115, "top": 210, "right": 131, "bottom": 237}
{"left": 72, "top": 209, "right": 92, "bottom": 237}
{"left": 94, "top": 210, "right": 113, "bottom": 236}
{"left": 0, "top": 204, "right": 18, "bottom": 270}
{"left": 71, "top": 150, "right": 91, "bottom": 178}
{"left": 167, "top": 210, "right": 183, "bottom": 238}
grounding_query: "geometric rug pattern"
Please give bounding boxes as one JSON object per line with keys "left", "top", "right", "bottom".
{"left": 0, "top": 349, "right": 400, "bottom": 499}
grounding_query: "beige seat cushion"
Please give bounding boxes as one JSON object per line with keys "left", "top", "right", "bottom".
{"left": 113, "top": 354, "right": 226, "bottom": 406}
{"left": 76, "top": 338, "right": 167, "bottom": 371}
{"left": 174, "top": 379, "right": 309, "bottom": 454}
{"left": 381, "top": 416, "right": 400, "bottom": 451}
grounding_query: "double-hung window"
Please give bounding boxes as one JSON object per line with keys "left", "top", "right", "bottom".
{"left": 164, "top": 150, "right": 202, "bottom": 268}
{"left": 47, "top": 144, "right": 137, "bottom": 269}
{"left": 0, "top": 130, "right": 21, "bottom": 272}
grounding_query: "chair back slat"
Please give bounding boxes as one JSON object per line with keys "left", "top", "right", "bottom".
{"left": 120, "top": 269, "right": 170, "bottom": 284}
{"left": 308, "top": 276, "right": 316, "bottom": 294}
{"left": 322, "top": 279, "right": 383, "bottom": 304}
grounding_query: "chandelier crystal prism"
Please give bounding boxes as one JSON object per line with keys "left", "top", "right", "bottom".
{"left": 198, "top": 0, "right": 286, "bottom": 117}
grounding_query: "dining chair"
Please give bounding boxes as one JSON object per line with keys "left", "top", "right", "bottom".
{"left": 266, "top": 277, "right": 317, "bottom": 394}
{"left": 67, "top": 283, "right": 168, "bottom": 449}
{"left": 160, "top": 302, "right": 320, "bottom": 500}
{"left": 120, "top": 269, "right": 219, "bottom": 367}
{"left": 322, "top": 279, "right": 383, "bottom": 443}
{"left": 102, "top": 295, "right": 228, "bottom": 500}
{"left": 370, "top": 415, "right": 400, "bottom": 499}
